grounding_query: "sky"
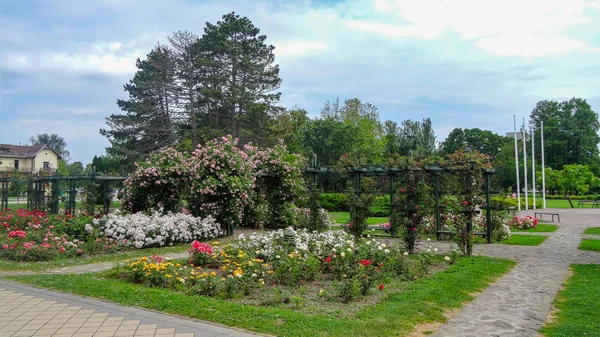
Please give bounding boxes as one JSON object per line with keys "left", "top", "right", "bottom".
{"left": 1, "top": 0, "right": 600, "bottom": 164}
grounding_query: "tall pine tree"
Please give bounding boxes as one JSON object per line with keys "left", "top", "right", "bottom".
{"left": 101, "top": 45, "right": 179, "bottom": 162}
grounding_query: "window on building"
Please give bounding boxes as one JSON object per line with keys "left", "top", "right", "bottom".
{"left": 14, "top": 160, "right": 19, "bottom": 170}
{"left": 43, "top": 162, "right": 50, "bottom": 170}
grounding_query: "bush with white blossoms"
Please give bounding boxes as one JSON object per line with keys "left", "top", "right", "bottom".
{"left": 95, "top": 212, "right": 222, "bottom": 248}
{"left": 293, "top": 207, "right": 333, "bottom": 230}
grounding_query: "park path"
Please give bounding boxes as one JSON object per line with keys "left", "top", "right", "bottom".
{"left": 432, "top": 208, "right": 600, "bottom": 337}
{"left": 0, "top": 280, "right": 265, "bottom": 337}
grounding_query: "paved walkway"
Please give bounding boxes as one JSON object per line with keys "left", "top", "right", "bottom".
{"left": 0, "top": 280, "right": 263, "bottom": 337}
{"left": 432, "top": 208, "right": 600, "bottom": 337}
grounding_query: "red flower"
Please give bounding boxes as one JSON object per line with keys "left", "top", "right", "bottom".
{"left": 461, "top": 200, "right": 469, "bottom": 205}
{"left": 59, "top": 247, "right": 65, "bottom": 253}
{"left": 400, "top": 188, "right": 407, "bottom": 193}
{"left": 379, "top": 284, "right": 384, "bottom": 291}
{"left": 325, "top": 256, "right": 332, "bottom": 263}
{"left": 360, "top": 259, "right": 372, "bottom": 266}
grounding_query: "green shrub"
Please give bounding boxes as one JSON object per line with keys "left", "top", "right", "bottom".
{"left": 490, "top": 196, "right": 518, "bottom": 211}
{"left": 370, "top": 196, "right": 390, "bottom": 217}
{"left": 318, "top": 193, "right": 348, "bottom": 211}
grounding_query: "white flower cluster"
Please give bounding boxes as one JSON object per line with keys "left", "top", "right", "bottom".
{"left": 234, "top": 229, "right": 351, "bottom": 259}
{"left": 94, "top": 212, "right": 222, "bottom": 248}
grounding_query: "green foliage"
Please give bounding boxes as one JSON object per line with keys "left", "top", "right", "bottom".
{"left": 442, "top": 128, "right": 506, "bottom": 158}
{"left": 29, "top": 133, "right": 70, "bottom": 163}
{"left": 530, "top": 98, "right": 600, "bottom": 171}
{"left": 346, "top": 191, "right": 374, "bottom": 241}
{"left": 559, "top": 164, "right": 599, "bottom": 196}
{"left": 383, "top": 118, "right": 436, "bottom": 158}
{"left": 103, "top": 13, "right": 282, "bottom": 162}
{"left": 319, "top": 193, "right": 349, "bottom": 211}
{"left": 490, "top": 196, "right": 517, "bottom": 211}
{"left": 252, "top": 141, "right": 306, "bottom": 228}
{"left": 391, "top": 169, "right": 429, "bottom": 252}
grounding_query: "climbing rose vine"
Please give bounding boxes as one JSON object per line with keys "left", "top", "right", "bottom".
{"left": 121, "top": 148, "right": 187, "bottom": 214}
{"left": 186, "top": 136, "right": 256, "bottom": 233}
{"left": 251, "top": 140, "right": 306, "bottom": 228}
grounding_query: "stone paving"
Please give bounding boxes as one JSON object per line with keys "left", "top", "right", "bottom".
{"left": 432, "top": 208, "right": 600, "bottom": 337}
{"left": 0, "top": 280, "right": 265, "bottom": 337}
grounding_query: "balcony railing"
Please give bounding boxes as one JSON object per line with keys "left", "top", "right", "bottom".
{"left": 0, "top": 167, "right": 56, "bottom": 173}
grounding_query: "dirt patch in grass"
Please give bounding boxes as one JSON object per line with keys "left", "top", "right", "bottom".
{"left": 542, "top": 268, "right": 573, "bottom": 330}
{"left": 408, "top": 308, "right": 461, "bottom": 337}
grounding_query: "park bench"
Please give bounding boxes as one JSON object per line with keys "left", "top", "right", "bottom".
{"left": 576, "top": 200, "right": 599, "bottom": 208}
{"left": 508, "top": 206, "right": 516, "bottom": 215}
{"left": 534, "top": 212, "right": 560, "bottom": 222}
{"left": 368, "top": 224, "right": 391, "bottom": 232}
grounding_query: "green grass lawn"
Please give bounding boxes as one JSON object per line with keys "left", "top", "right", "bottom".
{"left": 0, "top": 244, "right": 190, "bottom": 272}
{"left": 539, "top": 264, "right": 600, "bottom": 337}
{"left": 5, "top": 256, "right": 515, "bottom": 337}
{"left": 475, "top": 234, "right": 548, "bottom": 246}
{"left": 578, "top": 239, "right": 600, "bottom": 251}
{"left": 544, "top": 199, "right": 573, "bottom": 208}
{"left": 583, "top": 227, "right": 600, "bottom": 236}
{"left": 511, "top": 224, "right": 559, "bottom": 233}
{"left": 329, "top": 212, "right": 388, "bottom": 226}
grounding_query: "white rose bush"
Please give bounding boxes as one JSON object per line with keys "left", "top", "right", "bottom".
{"left": 96, "top": 211, "right": 222, "bottom": 248}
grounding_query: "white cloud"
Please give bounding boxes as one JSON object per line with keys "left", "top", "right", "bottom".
{"left": 475, "top": 34, "right": 599, "bottom": 58}
{"left": 362, "top": 0, "right": 600, "bottom": 57}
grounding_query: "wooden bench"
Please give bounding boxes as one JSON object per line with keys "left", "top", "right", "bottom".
{"left": 534, "top": 212, "right": 560, "bottom": 222}
{"left": 576, "top": 200, "right": 599, "bottom": 208}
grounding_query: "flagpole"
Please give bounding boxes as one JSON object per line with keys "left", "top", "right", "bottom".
{"left": 514, "top": 115, "right": 521, "bottom": 211}
{"left": 541, "top": 121, "right": 546, "bottom": 209}
{"left": 532, "top": 123, "right": 536, "bottom": 210}
{"left": 523, "top": 117, "right": 528, "bottom": 210}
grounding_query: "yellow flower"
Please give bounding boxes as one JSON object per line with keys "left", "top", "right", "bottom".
{"left": 221, "top": 266, "right": 227, "bottom": 271}
{"left": 210, "top": 272, "right": 216, "bottom": 277}
{"left": 165, "top": 274, "right": 172, "bottom": 278}
{"left": 267, "top": 270, "right": 275, "bottom": 275}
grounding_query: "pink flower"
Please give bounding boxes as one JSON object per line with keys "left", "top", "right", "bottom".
{"left": 2, "top": 245, "right": 7, "bottom": 249}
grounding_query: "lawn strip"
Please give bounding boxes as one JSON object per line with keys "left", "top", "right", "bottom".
{"left": 539, "top": 264, "right": 600, "bottom": 337}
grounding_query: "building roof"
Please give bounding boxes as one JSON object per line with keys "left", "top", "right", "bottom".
{"left": 0, "top": 144, "right": 59, "bottom": 158}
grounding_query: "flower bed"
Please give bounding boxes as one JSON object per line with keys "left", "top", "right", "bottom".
{"left": 115, "top": 229, "right": 443, "bottom": 305}
{"left": 96, "top": 211, "right": 222, "bottom": 248}
{"left": 508, "top": 215, "right": 539, "bottom": 230}
{"left": 0, "top": 209, "right": 92, "bottom": 261}
{"left": 0, "top": 208, "right": 223, "bottom": 262}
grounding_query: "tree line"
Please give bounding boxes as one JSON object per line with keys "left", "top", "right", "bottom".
{"left": 97, "top": 12, "right": 600, "bottom": 195}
